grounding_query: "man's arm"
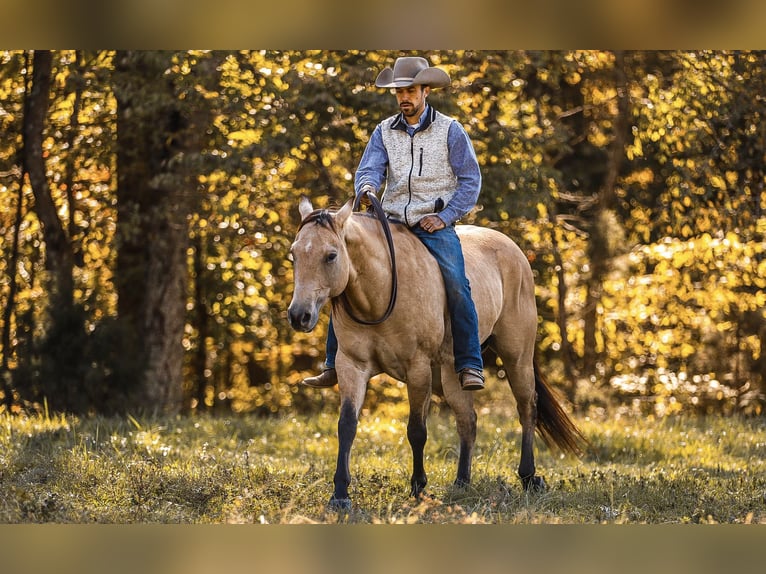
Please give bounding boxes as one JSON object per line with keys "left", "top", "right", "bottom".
{"left": 437, "top": 121, "right": 482, "bottom": 226}
{"left": 354, "top": 124, "right": 388, "bottom": 196}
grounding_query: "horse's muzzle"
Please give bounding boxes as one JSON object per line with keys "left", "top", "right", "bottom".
{"left": 288, "top": 304, "right": 318, "bottom": 332}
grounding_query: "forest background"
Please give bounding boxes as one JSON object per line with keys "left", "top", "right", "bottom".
{"left": 0, "top": 50, "right": 764, "bottom": 419}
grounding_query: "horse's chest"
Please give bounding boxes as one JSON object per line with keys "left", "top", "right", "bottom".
{"left": 377, "top": 331, "right": 442, "bottom": 373}
{"left": 342, "top": 327, "right": 441, "bottom": 377}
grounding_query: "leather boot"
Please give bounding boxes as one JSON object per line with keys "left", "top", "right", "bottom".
{"left": 301, "top": 368, "right": 337, "bottom": 388}
{"left": 459, "top": 368, "right": 485, "bottom": 391}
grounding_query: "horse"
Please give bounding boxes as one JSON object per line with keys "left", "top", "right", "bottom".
{"left": 287, "top": 194, "right": 585, "bottom": 510}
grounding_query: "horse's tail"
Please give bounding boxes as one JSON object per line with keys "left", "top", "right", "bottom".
{"left": 533, "top": 358, "right": 587, "bottom": 456}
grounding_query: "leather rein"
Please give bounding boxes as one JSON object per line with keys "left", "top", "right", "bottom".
{"left": 339, "top": 191, "right": 398, "bottom": 325}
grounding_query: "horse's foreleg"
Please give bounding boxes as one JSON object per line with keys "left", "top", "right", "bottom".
{"left": 330, "top": 398, "right": 358, "bottom": 510}
{"left": 407, "top": 417, "right": 428, "bottom": 498}
{"left": 442, "top": 370, "right": 477, "bottom": 487}
{"left": 330, "top": 366, "right": 368, "bottom": 511}
{"left": 406, "top": 373, "right": 432, "bottom": 498}
{"left": 455, "top": 410, "right": 477, "bottom": 487}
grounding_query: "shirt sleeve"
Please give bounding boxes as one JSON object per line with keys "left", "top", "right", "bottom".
{"left": 354, "top": 124, "right": 388, "bottom": 196}
{"left": 438, "top": 121, "right": 482, "bottom": 226}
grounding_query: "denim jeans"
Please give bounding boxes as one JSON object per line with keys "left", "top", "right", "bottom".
{"left": 323, "top": 224, "right": 483, "bottom": 373}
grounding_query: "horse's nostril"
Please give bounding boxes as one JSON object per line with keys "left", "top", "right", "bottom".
{"left": 288, "top": 306, "right": 314, "bottom": 331}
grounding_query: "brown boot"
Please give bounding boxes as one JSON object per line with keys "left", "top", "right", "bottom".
{"left": 459, "top": 368, "right": 485, "bottom": 391}
{"left": 301, "top": 368, "right": 337, "bottom": 388}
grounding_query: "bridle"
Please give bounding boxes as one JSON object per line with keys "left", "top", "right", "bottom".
{"left": 296, "top": 192, "right": 398, "bottom": 325}
{"left": 339, "top": 191, "right": 398, "bottom": 325}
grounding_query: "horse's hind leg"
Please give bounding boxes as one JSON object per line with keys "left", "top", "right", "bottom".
{"left": 491, "top": 323, "right": 546, "bottom": 490}
{"left": 441, "top": 368, "right": 477, "bottom": 487}
{"left": 406, "top": 365, "right": 433, "bottom": 498}
{"left": 503, "top": 359, "right": 546, "bottom": 490}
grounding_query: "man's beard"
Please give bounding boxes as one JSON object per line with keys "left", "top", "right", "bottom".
{"left": 400, "top": 103, "right": 418, "bottom": 116}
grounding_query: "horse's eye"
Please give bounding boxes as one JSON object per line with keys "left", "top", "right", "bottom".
{"left": 326, "top": 252, "right": 337, "bottom": 264}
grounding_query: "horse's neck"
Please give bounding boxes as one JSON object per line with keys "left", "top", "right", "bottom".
{"left": 342, "top": 215, "right": 398, "bottom": 313}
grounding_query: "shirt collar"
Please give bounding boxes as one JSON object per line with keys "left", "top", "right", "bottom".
{"left": 408, "top": 106, "right": 429, "bottom": 132}
{"left": 392, "top": 104, "right": 434, "bottom": 134}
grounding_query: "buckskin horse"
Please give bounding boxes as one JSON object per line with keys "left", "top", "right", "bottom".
{"left": 288, "top": 193, "right": 584, "bottom": 510}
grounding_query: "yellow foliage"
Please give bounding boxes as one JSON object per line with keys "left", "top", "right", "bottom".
{"left": 710, "top": 175, "right": 727, "bottom": 190}
{"left": 227, "top": 129, "right": 262, "bottom": 145}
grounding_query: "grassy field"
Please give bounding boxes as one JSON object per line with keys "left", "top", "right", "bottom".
{"left": 1, "top": 389, "right": 765, "bottom": 524}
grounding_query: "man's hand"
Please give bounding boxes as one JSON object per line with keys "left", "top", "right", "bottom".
{"left": 358, "top": 184, "right": 376, "bottom": 208}
{"left": 420, "top": 215, "right": 446, "bottom": 233}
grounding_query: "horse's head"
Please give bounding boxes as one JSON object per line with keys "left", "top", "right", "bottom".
{"left": 287, "top": 196, "right": 353, "bottom": 332}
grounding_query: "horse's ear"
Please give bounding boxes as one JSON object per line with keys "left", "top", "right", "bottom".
{"left": 334, "top": 199, "right": 354, "bottom": 228}
{"left": 298, "top": 195, "right": 313, "bottom": 220}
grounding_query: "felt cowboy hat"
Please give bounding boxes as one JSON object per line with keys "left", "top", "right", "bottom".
{"left": 374, "top": 56, "right": 451, "bottom": 89}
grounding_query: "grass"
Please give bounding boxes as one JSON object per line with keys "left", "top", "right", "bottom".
{"left": 1, "top": 390, "right": 765, "bottom": 524}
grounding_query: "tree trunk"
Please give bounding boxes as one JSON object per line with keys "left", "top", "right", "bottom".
{"left": 113, "top": 51, "right": 187, "bottom": 413}
{"left": 113, "top": 51, "right": 223, "bottom": 414}
{"left": 0, "top": 174, "right": 24, "bottom": 407}
{"left": 21, "top": 50, "right": 90, "bottom": 410}
{"left": 63, "top": 50, "right": 84, "bottom": 263}
{"left": 550, "top": 223, "right": 577, "bottom": 402}
{"left": 23, "top": 50, "right": 75, "bottom": 309}
{"left": 582, "top": 51, "right": 629, "bottom": 379}
{"left": 191, "top": 233, "right": 210, "bottom": 411}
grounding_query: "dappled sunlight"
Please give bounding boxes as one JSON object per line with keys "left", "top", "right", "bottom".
{"left": 1, "top": 50, "right": 766, "bottom": 527}
{"left": 0, "top": 51, "right": 763, "bottom": 419}
{"left": 0, "top": 409, "right": 764, "bottom": 523}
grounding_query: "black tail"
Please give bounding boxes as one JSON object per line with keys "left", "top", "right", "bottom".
{"left": 533, "top": 359, "right": 587, "bottom": 456}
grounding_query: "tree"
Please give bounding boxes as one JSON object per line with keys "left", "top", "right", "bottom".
{"left": 0, "top": 50, "right": 763, "bottom": 416}
{"left": 112, "top": 51, "right": 222, "bottom": 413}
{"left": 20, "top": 49, "right": 93, "bottom": 411}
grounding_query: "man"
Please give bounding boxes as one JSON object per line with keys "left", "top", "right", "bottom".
{"left": 302, "top": 55, "right": 485, "bottom": 391}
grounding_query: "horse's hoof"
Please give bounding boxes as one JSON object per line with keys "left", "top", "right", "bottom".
{"left": 453, "top": 477, "right": 470, "bottom": 489}
{"left": 522, "top": 475, "right": 547, "bottom": 492}
{"left": 328, "top": 496, "right": 352, "bottom": 512}
{"left": 410, "top": 483, "right": 428, "bottom": 499}
{"left": 410, "top": 487, "right": 431, "bottom": 500}
{"left": 410, "top": 489, "right": 433, "bottom": 502}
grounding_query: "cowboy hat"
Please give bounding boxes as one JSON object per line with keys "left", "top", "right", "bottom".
{"left": 374, "top": 56, "right": 451, "bottom": 89}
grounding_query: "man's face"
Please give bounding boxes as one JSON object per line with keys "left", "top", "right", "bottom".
{"left": 395, "top": 85, "right": 430, "bottom": 122}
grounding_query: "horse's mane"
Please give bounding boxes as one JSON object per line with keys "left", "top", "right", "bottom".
{"left": 298, "top": 207, "right": 410, "bottom": 234}
{"left": 297, "top": 209, "right": 336, "bottom": 233}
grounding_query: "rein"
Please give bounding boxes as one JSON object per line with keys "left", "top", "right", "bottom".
{"left": 338, "top": 192, "right": 398, "bottom": 325}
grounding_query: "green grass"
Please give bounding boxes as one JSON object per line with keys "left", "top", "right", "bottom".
{"left": 1, "top": 394, "right": 765, "bottom": 524}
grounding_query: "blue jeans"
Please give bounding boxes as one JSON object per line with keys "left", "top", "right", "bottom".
{"left": 323, "top": 224, "right": 483, "bottom": 373}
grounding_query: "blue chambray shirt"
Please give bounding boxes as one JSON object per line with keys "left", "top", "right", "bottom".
{"left": 354, "top": 105, "right": 482, "bottom": 227}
